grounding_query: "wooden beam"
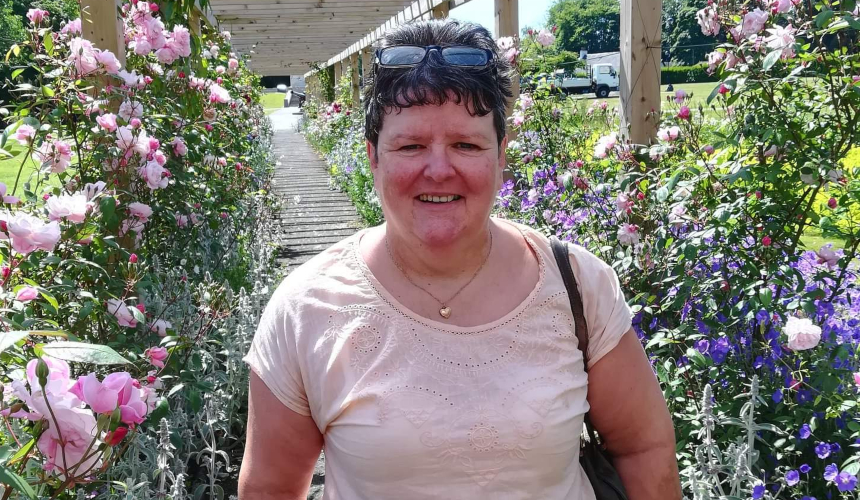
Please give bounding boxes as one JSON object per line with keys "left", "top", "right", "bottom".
{"left": 620, "top": 0, "right": 662, "bottom": 144}
{"left": 80, "top": 0, "right": 124, "bottom": 64}
{"left": 361, "top": 48, "right": 373, "bottom": 88}
{"left": 431, "top": 1, "right": 449, "bottom": 18}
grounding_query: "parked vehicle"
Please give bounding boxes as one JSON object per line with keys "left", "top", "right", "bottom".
{"left": 557, "top": 63, "right": 619, "bottom": 98}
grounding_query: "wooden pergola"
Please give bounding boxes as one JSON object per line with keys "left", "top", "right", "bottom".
{"left": 81, "top": 0, "right": 662, "bottom": 143}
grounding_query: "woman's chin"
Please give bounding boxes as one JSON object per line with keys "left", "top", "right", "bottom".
{"left": 410, "top": 222, "right": 467, "bottom": 248}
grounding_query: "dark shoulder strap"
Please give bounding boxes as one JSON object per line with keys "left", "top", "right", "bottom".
{"left": 551, "top": 237, "right": 601, "bottom": 441}
{"left": 549, "top": 236, "right": 590, "bottom": 371}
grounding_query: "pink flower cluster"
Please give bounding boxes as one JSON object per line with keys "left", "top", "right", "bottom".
{"left": 125, "top": 2, "right": 191, "bottom": 64}
{"left": 496, "top": 37, "right": 519, "bottom": 64}
{"left": 67, "top": 38, "right": 122, "bottom": 77}
{"left": 2, "top": 357, "right": 159, "bottom": 477}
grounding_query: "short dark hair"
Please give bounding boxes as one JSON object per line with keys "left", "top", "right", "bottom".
{"left": 363, "top": 19, "right": 513, "bottom": 147}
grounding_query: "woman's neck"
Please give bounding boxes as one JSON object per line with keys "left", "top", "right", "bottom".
{"left": 383, "top": 221, "right": 494, "bottom": 279}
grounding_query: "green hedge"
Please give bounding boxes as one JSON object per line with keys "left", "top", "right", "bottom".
{"left": 661, "top": 64, "right": 720, "bottom": 84}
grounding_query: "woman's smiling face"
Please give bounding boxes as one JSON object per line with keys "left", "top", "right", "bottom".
{"left": 368, "top": 99, "right": 506, "bottom": 247}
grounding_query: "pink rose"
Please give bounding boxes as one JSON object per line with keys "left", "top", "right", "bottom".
{"left": 46, "top": 193, "right": 88, "bottom": 223}
{"left": 128, "top": 202, "right": 153, "bottom": 221}
{"left": 107, "top": 299, "right": 137, "bottom": 328}
{"left": 16, "top": 286, "right": 39, "bottom": 302}
{"left": 96, "top": 113, "right": 118, "bottom": 132}
{"left": 149, "top": 319, "right": 172, "bottom": 336}
{"left": 7, "top": 213, "right": 61, "bottom": 254}
{"left": 535, "top": 29, "right": 555, "bottom": 47}
{"left": 14, "top": 124, "right": 36, "bottom": 146}
{"left": 26, "top": 8, "right": 49, "bottom": 25}
{"left": 95, "top": 50, "right": 122, "bottom": 74}
{"left": 68, "top": 38, "right": 98, "bottom": 76}
{"left": 145, "top": 346, "right": 169, "bottom": 368}
{"left": 784, "top": 317, "right": 821, "bottom": 350}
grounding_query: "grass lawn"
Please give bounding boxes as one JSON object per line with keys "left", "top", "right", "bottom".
{"left": 570, "top": 82, "right": 719, "bottom": 109}
{"left": 261, "top": 92, "right": 286, "bottom": 115}
{"left": 0, "top": 143, "right": 46, "bottom": 192}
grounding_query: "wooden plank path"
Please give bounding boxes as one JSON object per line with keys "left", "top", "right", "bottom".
{"left": 269, "top": 107, "right": 363, "bottom": 272}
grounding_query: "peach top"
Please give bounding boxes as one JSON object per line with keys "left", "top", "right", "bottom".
{"left": 244, "top": 219, "right": 632, "bottom": 499}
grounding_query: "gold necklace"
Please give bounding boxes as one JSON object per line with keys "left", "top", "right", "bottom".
{"left": 384, "top": 230, "right": 494, "bottom": 319}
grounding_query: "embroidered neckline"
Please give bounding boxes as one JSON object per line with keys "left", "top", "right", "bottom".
{"left": 351, "top": 218, "right": 547, "bottom": 335}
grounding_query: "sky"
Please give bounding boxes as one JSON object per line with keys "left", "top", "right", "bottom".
{"left": 448, "top": 0, "right": 557, "bottom": 37}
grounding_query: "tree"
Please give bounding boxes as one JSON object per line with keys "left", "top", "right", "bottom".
{"left": 662, "top": 0, "right": 717, "bottom": 65}
{"left": 548, "top": 0, "right": 620, "bottom": 55}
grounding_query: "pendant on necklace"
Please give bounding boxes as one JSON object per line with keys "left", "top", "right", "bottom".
{"left": 439, "top": 306, "right": 452, "bottom": 319}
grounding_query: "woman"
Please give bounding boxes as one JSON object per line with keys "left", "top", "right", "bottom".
{"left": 240, "top": 19, "right": 680, "bottom": 499}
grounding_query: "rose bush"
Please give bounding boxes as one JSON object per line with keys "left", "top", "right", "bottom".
{"left": 0, "top": 2, "right": 280, "bottom": 498}
{"left": 305, "top": 11, "right": 860, "bottom": 499}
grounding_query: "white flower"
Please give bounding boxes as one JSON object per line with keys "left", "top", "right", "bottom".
{"left": 816, "top": 246, "right": 839, "bottom": 268}
{"left": 669, "top": 204, "right": 687, "bottom": 227}
{"left": 784, "top": 316, "right": 821, "bottom": 350}
{"left": 118, "top": 100, "right": 143, "bottom": 122}
{"left": 617, "top": 223, "right": 640, "bottom": 246}
{"left": 149, "top": 319, "right": 172, "bottom": 336}
{"left": 535, "top": 29, "right": 555, "bottom": 47}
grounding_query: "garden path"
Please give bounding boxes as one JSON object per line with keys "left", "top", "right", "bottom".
{"left": 270, "top": 106, "right": 364, "bottom": 272}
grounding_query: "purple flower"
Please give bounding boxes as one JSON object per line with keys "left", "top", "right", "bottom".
{"left": 752, "top": 482, "right": 766, "bottom": 499}
{"left": 772, "top": 389, "right": 783, "bottom": 403}
{"left": 785, "top": 469, "right": 800, "bottom": 486}
{"left": 799, "top": 463, "right": 811, "bottom": 473}
{"left": 836, "top": 472, "right": 857, "bottom": 491}
{"left": 824, "top": 463, "right": 839, "bottom": 481}
{"left": 543, "top": 180, "right": 558, "bottom": 195}
{"left": 695, "top": 339, "right": 710, "bottom": 354}
{"left": 799, "top": 424, "right": 811, "bottom": 439}
{"left": 815, "top": 442, "right": 831, "bottom": 459}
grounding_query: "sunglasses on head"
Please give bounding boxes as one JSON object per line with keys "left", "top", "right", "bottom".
{"left": 375, "top": 45, "right": 494, "bottom": 68}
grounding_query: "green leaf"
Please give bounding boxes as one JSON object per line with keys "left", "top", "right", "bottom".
{"left": 815, "top": 9, "right": 835, "bottom": 27}
{"left": 43, "top": 31, "right": 54, "bottom": 57}
{"left": 759, "top": 288, "right": 772, "bottom": 307}
{"left": 0, "top": 331, "right": 29, "bottom": 354}
{"left": 10, "top": 68, "right": 24, "bottom": 80}
{"left": 39, "top": 290, "right": 59, "bottom": 312}
{"left": 41, "top": 86, "right": 55, "bottom": 98}
{"left": 0, "top": 465, "right": 36, "bottom": 499}
{"left": 6, "top": 438, "right": 33, "bottom": 465}
{"left": 130, "top": 306, "right": 146, "bottom": 324}
{"left": 762, "top": 50, "right": 782, "bottom": 71}
{"left": 40, "top": 341, "right": 130, "bottom": 365}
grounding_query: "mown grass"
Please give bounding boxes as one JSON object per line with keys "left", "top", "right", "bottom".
{"left": 261, "top": 92, "right": 286, "bottom": 114}
{"left": 0, "top": 142, "right": 46, "bottom": 192}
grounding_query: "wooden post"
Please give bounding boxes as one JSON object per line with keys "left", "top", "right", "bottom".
{"left": 495, "top": 0, "right": 519, "bottom": 179}
{"left": 334, "top": 60, "right": 343, "bottom": 87}
{"left": 80, "top": 0, "right": 125, "bottom": 65}
{"left": 189, "top": 8, "right": 202, "bottom": 37}
{"left": 620, "top": 0, "right": 662, "bottom": 145}
{"left": 431, "top": 2, "right": 449, "bottom": 18}
{"left": 349, "top": 53, "right": 360, "bottom": 107}
{"left": 361, "top": 48, "right": 373, "bottom": 86}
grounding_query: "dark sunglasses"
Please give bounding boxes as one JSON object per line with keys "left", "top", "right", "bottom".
{"left": 375, "top": 45, "right": 494, "bottom": 68}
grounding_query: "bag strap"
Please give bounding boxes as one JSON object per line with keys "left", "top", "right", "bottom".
{"left": 550, "top": 236, "right": 589, "bottom": 366}
{"left": 550, "top": 236, "right": 601, "bottom": 444}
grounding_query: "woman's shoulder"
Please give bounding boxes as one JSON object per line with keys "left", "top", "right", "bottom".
{"left": 266, "top": 230, "right": 369, "bottom": 314}
{"left": 493, "top": 217, "right": 613, "bottom": 274}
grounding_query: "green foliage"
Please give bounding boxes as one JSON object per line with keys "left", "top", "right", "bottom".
{"left": 662, "top": 63, "right": 720, "bottom": 84}
{"left": 549, "top": 0, "right": 620, "bottom": 54}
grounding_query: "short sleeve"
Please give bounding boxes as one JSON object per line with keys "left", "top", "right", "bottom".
{"left": 243, "top": 288, "right": 311, "bottom": 416}
{"left": 567, "top": 244, "right": 632, "bottom": 368}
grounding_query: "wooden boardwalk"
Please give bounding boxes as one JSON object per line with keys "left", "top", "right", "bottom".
{"left": 269, "top": 108, "right": 363, "bottom": 271}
